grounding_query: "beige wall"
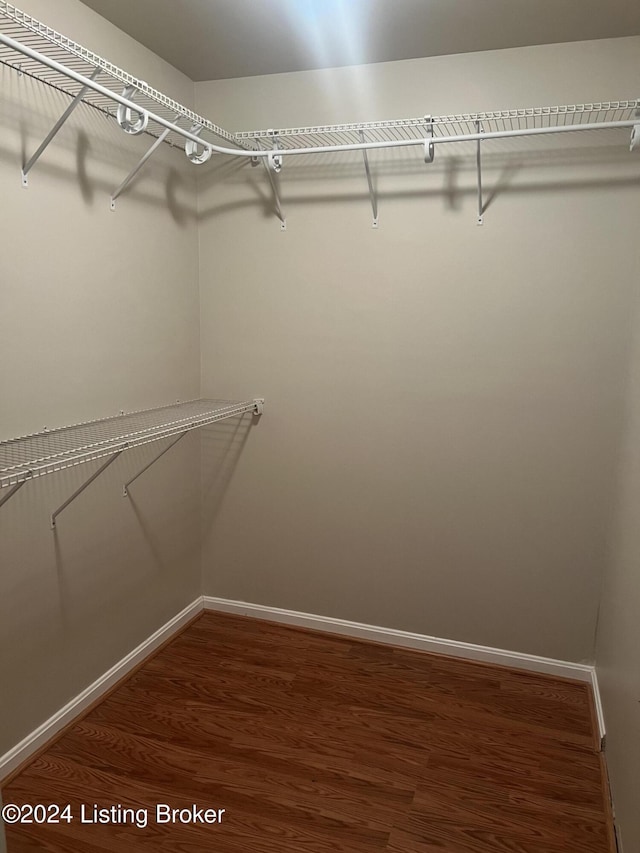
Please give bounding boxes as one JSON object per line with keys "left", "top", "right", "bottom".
{"left": 1, "top": 8, "right": 639, "bottom": 846}
{"left": 595, "top": 310, "right": 640, "bottom": 850}
{"left": 0, "top": 0, "right": 200, "bottom": 758}
{"left": 196, "top": 37, "right": 640, "bottom": 662}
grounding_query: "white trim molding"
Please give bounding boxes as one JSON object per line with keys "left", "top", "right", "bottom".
{"left": 590, "top": 668, "right": 607, "bottom": 750}
{"left": 1, "top": 594, "right": 606, "bottom": 783}
{"left": 0, "top": 598, "right": 203, "bottom": 781}
{"left": 204, "top": 596, "right": 606, "bottom": 745}
{"left": 203, "top": 596, "right": 595, "bottom": 681}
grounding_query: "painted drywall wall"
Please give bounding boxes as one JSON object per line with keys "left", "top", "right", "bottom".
{"left": 0, "top": 0, "right": 201, "bottom": 758}
{"left": 0, "top": 792, "right": 5, "bottom": 853}
{"left": 196, "top": 37, "right": 640, "bottom": 663}
{"left": 595, "top": 317, "right": 640, "bottom": 848}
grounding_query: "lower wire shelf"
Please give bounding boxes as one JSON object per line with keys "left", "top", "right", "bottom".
{"left": 0, "top": 398, "right": 264, "bottom": 521}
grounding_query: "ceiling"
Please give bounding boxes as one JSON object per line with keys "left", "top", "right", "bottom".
{"left": 79, "top": 0, "right": 640, "bottom": 82}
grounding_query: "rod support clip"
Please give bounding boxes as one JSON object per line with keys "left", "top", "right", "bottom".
{"left": 423, "top": 117, "right": 435, "bottom": 163}
{"left": 185, "top": 123, "right": 212, "bottom": 164}
{"left": 117, "top": 85, "right": 149, "bottom": 135}
{"left": 268, "top": 152, "right": 283, "bottom": 173}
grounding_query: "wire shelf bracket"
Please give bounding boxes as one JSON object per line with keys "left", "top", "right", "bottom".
{"left": 50, "top": 449, "right": 123, "bottom": 530}
{"left": 0, "top": 480, "right": 25, "bottom": 509}
{"left": 631, "top": 109, "right": 640, "bottom": 151}
{"left": 21, "top": 64, "right": 100, "bottom": 187}
{"left": 0, "top": 399, "right": 265, "bottom": 523}
{"left": 122, "top": 430, "right": 187, "bottom": 496}
{"left": 359, "top": 130, "right": 378, "bottom": 228}
{"left": 261, "top": 135, "right": 286, "bottom": 230}
{"left": 476, "top": 121, "right": 484, "bottom": 226}
{"left": 110, "top": 112, "right": 180, "bottom": 210}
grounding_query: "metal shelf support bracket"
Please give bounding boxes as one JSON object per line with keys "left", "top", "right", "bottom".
{"left": 631, "top": 109, "right": 640, "bottom": 151}
{"left": 0, "top": 480, "right": 26, "bottom": 510}
{"left": 123, "top": 431, "right": 187, "bottom": 496}
{"left": 111, "top": 112, "right": 181, "bottom": 210}
{"left": 21, "top": 66, "right": 100, "bottom": 188}
{"left": 359, "top": 131, "right": 378, "bottom": 228}
{"left": 50, "top": 449, "right": 124, "bottom": 530}
{"left": 253, "top": 398, "right": 265, "bottom": 415}
{"left": 476, "top": 120, "right": 484, "bottom": 226}
{"left": 263, "top": 135, "right": 286, "bottom": 230}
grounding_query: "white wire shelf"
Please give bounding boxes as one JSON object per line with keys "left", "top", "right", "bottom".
{"left": 0, "top": 399, "right": 262, "bottom": 490}
{"left": 237, "top": 101, "right": 640, "bottom": 151}
{"left": 1, "top": 2, "right": 638, "bottom": 223}
{"left": 1, "top": 2, "right": 638, "bottom": 160}
{"left": 0, "top": 0, "right": 243, "bottom": 151}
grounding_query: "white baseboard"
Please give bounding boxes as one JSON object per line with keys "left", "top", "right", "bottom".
{"left": 0, "top": 597, "right": 204, "bottom": 782}
{"left": 590, "top": 668, "right": 607, "bottom": 750}
{"left": 203, "top": 596, "right": 595, "bottom": 681}
{"left": 2, "top": 594, "right": 606, "bottom": 784}
{"left": 204, "top": 596, "right": 606, "bottom": 745}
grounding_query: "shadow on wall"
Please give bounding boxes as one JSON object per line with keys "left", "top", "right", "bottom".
{"left": 75, "top": 129, "right": 93, "bottom": 205}
{"left": 165, "top": 167, "right": 193, "bottom": 227}
{"left": 5, "top": 139, "right": 196, "bottom": 226}
{"left": 0, "top": 434, "right": 198, "bottom": 662}
{"left": 0, "top": 412, "right": 259, "bottom": 753}
{"left": 4, "top": 67, "right": 638, "bottom": 226}
{"left": 201, "top": 413, "right": 257, "bottom": 542}
{"left": 195, "top": 141, "right": 640, "bottom": 223}
{"left": 2, "top": 84, "right": 197, "bottom": 224}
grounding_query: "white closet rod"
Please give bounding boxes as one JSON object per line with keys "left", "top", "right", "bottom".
{"left": 2, "top": 30, "right": 638, "bottom": 162}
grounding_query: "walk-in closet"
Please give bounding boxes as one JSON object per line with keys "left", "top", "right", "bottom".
{"left": 1, "top": 1, "right": 639, "bottom": 851}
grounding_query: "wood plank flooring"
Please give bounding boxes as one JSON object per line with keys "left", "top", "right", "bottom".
{"left": 2, "top": 612, "right": 614, "bottom": 852}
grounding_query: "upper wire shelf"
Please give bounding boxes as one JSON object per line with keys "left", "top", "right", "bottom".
{"left": 1, "top": 2, "right": 638, "bottom": 222}
{"left": 0, "top": 399, "right": 261, "bottom": 489}
{"left": 1, "top": 1, "right": 638, "bottom": 160}
{"left": 0, "top": 0, "right": 243, "bottom": 151}
{"left": 237, "top": 102, "right": 640, "bottom": 150}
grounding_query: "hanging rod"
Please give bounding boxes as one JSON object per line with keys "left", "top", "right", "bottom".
{"left": 1, "top": 8, "right": 639, "bottom": 163}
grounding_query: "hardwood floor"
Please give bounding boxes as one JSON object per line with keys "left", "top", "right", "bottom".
{"left": 2, "top": 612, "right": 614, "bottom": 852}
